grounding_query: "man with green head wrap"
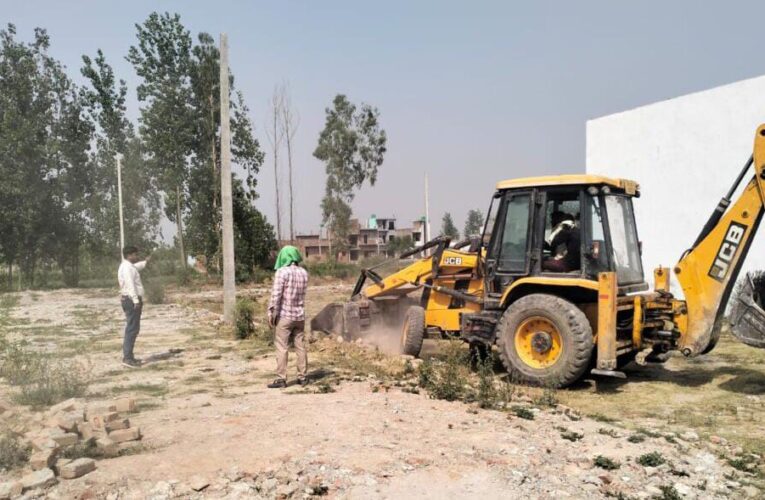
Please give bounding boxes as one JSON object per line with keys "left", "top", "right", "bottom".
{"left": 267, "top": 245, "right": 309, "bottom": 388}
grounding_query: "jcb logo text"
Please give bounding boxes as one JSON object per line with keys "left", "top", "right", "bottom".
{"left": 708, "top": 222, "right": 747, "bottom": 282}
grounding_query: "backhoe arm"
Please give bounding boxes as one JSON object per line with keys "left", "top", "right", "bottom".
{"left": 675, "top": 125, "right": 765, "bottom": 355}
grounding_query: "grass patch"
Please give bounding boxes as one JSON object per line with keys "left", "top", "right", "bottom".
{"left": 655, "top": 485, "right": 682, "bottom": 500}
{"left": 588, "top": 413, "right": 618, "bottom": 424}
{"left": 61, "top": 440, "right": 102, "bottom": 460}
{"left": 0, "top": 431, "right": 31, "bottom": 470}
{"left": 637, "top": 451, "right": 666, "bottom": 467}
{"left": 418, "top": 342, "right": 469, "bottom": 402}
{"left": 315, "top": 382, "right": 336, "bottom": 394}
{"left": 511, "top": 405, "right": 535, "bottom": 420}
{"left": 234, "top": 298, "right": 256, "bottom": 340}
{"left": 144, "top": 279, "right": 166, "bottom": 305}
{"left": 184, "top": 375, "right": 206, "bottom": 384}
{"left": 561, "top": 430, "right": 584, "bottom": 442}
{"left": 628, "top": 434, "right": 646, "bottom": 443}
{"left": 728, "top": 454, "right": 760, "bottom": 474}
{"left": 475, "top": 356, "right": 497, "bottom": 409}
{"left": 111, "top": 383, "right": 169, "bottom": 398}
{"left": 597, "top": 427, "right": 619, "bottom": 438}
{"left": 636, "top": 427, "right": 661, "bottom": 438}
{"left": 1, "top": 339, "right": 90, "bottom": 408}
{"left": 593, "top": 455, "right": 620, "bottom": 470}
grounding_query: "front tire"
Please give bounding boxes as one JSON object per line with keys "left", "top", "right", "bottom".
{"left": 400, "top": 306, "right": 425, "bottom": 357}
{"left": 496, "top": 293, "right": 593, "bottom": 387}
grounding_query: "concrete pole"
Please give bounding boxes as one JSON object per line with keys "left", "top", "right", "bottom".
{"left": 117, "top": 154, "right": 125, "bottom": 259}
{"left": 424, "top": 172, "right": 430, "bottom": 244}
{"left": 220, "top": 33, "right": 236, "bottom": 323}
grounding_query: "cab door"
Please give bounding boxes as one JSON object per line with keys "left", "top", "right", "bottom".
{"left": 484, "top": 190, "right": 534, "bottom": 304}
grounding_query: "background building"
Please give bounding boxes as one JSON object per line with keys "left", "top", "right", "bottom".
{"left": 586, "top": 75, "right": 765, "bottom": 292}
{"left": 288, "top": 215, "right": 429, "bottom": 262}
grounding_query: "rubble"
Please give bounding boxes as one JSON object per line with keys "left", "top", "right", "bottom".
{"left": 29, "top": 449, "right": 57, "bottom": 470}
{"left": 20, "top": 468, "right": 57, "bottom": 491}
{"left": 108, "top": 427, "right": 141, "bottom": 443}
{"left": 0, "top": 397, "right": 142, "bottom": 497}
{"left": 0, "top": 481, "right": 22, "bottom": 500}
{"left": 58, "top": 457, "right": 97, "bottom": 479}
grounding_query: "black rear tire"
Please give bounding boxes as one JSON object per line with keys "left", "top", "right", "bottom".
{"left": 400, "top": 306, "right": 425, "bottom": 357}
{"left": 496, "top": 293, "right": 593, "bottom": 387}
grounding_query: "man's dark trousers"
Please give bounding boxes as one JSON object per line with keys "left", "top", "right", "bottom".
{"left": 121, "top": 297, "right": 142, "bottom": 360}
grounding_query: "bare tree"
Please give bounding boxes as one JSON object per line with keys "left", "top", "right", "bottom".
{"left": 279, "top": 82, "right": 300, "bottom": 243}
{"left": 265, "top": 87, "right": 285, "bottom": 241}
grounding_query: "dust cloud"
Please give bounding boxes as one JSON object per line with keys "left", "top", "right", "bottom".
{"left": 360, "top": 325, "right": 402, "bottom": 355}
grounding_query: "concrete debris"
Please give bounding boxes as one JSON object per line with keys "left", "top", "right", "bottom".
{"left": 59, "top": 457, "right": 97, "bottom": 479}
{"left": 0, "top": 481, "right": 23, "bottom": 500}
{"left": 20, "top": 468, "right": 57, "bottom": 491}
{"left": 96, "top": 436, "right": 119, "bottom": 457}
{"left": 50, "top": 432, "right": 78, "bottom": 447}
{"left": 114, "top": 397, "right": 136, "bottom": 413}
{"left": 108, "top": 426, "right": 141, "bottom": 443}
{"left": 188, "top": 476, "right": 210, "bottom": 492}
{"left": 105, "top": 417, "right": 131, "bottom": 432}
{"left": 90, "top": 411, "right": 120, "bottom": 430}
{"left": 29, "top": 448, "right": 58, "bottom": 470}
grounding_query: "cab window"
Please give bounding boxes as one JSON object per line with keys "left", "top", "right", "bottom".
{"left": 494, "top": 194, "right": 531, "bottom": 272}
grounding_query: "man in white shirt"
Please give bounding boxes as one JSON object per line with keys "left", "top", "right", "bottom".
{"left": 118, "top": 246, "right": 149, "bottom": 368}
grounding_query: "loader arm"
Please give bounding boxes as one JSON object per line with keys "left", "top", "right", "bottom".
{"left": 674, "top": 125, "right": 765, "bottom": 355}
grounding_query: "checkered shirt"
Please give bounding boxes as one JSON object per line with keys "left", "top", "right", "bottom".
{"left": 268, "top": 264, "right": 309, "bottom": 321}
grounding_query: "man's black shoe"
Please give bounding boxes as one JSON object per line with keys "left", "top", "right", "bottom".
{"left": 297, "top": 377, "right": 309, "bottom": 387}
{"left": 122, "top": 358, "right": 141, "bottom": 368}
{"left": 267, "top": 378, "right": 287, "bottom": 389}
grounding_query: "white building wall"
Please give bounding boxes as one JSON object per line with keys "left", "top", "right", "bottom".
{"left": 586, "top": 76, "right": 765, "bottom": 293}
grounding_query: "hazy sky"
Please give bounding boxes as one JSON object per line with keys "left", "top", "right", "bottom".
{"left": 5, "top": 1, "right": 765, "bottom": 238}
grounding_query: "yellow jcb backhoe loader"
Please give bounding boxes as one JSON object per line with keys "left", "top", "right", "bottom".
{"left": 311, "top": 125, "right": 765, "bottom": 387}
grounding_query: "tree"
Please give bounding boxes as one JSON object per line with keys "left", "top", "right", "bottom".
{"left": 387, "top": 235, "right": 414, "bottom": 255}
{"left": 81, "top": 49, "right": 160, "bottom": 256}
{"left": 232, "top": 177, "right": 277, "bottom": 279}
{"left": 127, "top": 12, "right": 195, "bottom": 267}
{"left": 279, "top": 82, "right": 299, "bottom": 243}
{"left": 0, "top": 24, "right": 95, "bottom": 287}
{"left": 184, "top": 32, "right": 265, "bottom": 273}
{"left": 314, "top": 94, "right": 387, "bottom": 257}
{"left": 265, "top": 86, "right": 284, "bottom": 241}
{"left": 463, "top": 209, "right": 484, "bottom": 238}
{"left": 441, "top": 212, "right": 459, "bottom": 240}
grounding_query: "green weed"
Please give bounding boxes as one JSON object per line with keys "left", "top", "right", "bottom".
{"left": 637, "top": 451, "right": 666, "bottom": 467}
{"left": 593, "top": 455, "right": 620, "bottom": 470}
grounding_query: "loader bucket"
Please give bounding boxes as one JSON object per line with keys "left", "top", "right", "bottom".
{"left": 310, "top": 296, "right": 416, "bottom": 343}
{"left": 729, "top": 272, "right": 765, "bottom": 348}
{"left": 310, "top": 302, "right": 361, "bottom": 341}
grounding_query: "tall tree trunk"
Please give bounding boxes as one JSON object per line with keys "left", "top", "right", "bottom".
{"left": 273, "top": 112, "right": 282, "bottom": 242}
{"left": 176, "top": 185, "right": 186, "bottom": 267}
{"left": 286, "top": 126, "right": 295, "bottom": 243}
{"left": 209, "top": 93, "right": 221, "bottom": 273}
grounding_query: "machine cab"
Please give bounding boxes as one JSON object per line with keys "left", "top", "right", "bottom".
{"left": 482, "top": 175, "right": 648, "bottom": 302}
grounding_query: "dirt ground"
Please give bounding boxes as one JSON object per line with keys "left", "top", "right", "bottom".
{"left": 0, "top": 283, "right": 764, "bottom": 499}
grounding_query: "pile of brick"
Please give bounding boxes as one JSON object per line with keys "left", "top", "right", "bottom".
{"left": 0, "top": 397, "right": 141, "bottom": 499}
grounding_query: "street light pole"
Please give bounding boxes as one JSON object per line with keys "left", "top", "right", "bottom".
{"left": 117, "top": 154, "right": 125, "bottom": 259}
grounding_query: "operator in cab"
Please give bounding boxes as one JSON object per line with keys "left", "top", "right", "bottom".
{"left": 543, "top": 211, "right": 580, "bottom": 272}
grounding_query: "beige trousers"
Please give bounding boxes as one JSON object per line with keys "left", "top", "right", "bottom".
{"left": 275, "top": 318, "right": 307, "bottom": 381}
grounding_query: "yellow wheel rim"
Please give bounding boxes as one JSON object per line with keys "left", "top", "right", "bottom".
{"left": 514, "top": 316, "right": 563, "bottom": 369}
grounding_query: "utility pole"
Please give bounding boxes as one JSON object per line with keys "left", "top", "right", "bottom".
{"left": 220, "top": 33, "right": 236, "bottom": 323}
{"left": 117, "top": 154, "right": 125, "bottom": 258}
{"left": 424, "top": 172, "right": 430, "bottom": 245}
